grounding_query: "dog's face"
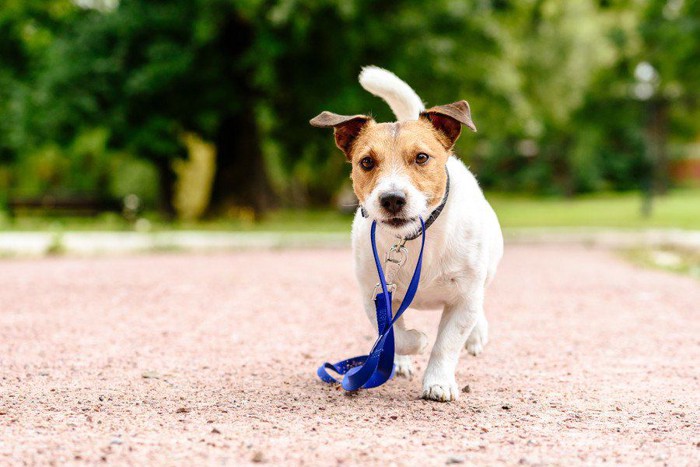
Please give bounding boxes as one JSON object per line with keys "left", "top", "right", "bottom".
{"left": 311, "top": 101, "right": 476, "bottom": 237}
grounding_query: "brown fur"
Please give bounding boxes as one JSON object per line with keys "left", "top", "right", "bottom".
{"left": 347, "top": 119, "right": 450, "bottom": 206}
{"left": 310, "top": 100, "right": 476, "bottom": 208}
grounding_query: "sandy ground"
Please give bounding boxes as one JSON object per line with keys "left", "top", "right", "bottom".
{"left": 1, "top": 245, "right": 698, "bottom": 466}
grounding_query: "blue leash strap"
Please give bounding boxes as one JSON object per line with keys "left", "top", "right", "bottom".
{"left": 317, "top": 217, "right": 426, "bottom": 391}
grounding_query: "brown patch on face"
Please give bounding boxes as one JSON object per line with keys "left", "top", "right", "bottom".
{"left": 347, "top": 119, "right": 450, "bottom": 207}
{"left": 310, "top": 100, "right": 476, "bottom": 215}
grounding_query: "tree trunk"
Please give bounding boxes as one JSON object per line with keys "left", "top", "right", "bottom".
{"left": 205, "top": 13, "right": 276, "bottom": 218}
{"left": 155, "top": 158, "right": 177, "bottom": 219}
{"left": 208, "top": 111, "right": 275, "bottom": 217}
{"left": 648, "top": 98, "right": 670, "bottom": 195}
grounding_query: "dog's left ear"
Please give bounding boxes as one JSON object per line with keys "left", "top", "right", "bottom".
{"left": 420, "top": 100, "right": 477, "bottom": 149}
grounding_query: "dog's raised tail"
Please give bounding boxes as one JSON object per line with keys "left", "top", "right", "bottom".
{"left": 359, "top": 66, "right": 424, "bottom": 121}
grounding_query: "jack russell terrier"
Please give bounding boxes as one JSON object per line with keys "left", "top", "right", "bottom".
{"left": 311, "top": 67, "right": 503, "bottom": 402}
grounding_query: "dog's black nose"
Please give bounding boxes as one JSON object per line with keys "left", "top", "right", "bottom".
{"left": 380, "top": 192, "right": 406, "bottom": 215}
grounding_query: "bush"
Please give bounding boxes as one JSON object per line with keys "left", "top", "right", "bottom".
{"left": 7, "top": 127, "right": 160, "bottom": 210}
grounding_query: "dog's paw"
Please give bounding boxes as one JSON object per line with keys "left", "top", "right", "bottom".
{"left": 422, "top": 369, "right": 459, "bottom": 402}
{"left": 396, "top": 328, "right": 428, "bottom": 355}
{"left": 465, "top": 316, "right": 489, "bottom": 356}
{"left": 393, "top": 354, "right": 414, "bottom": 378}
{"left": 421, "top": 380, "right": 459, "bottom": 402}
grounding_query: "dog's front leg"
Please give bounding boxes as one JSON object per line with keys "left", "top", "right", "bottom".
{"left": 362, "top": 297, "right": 427, "bottom": 377}
{"left": 422, "top": 286, "right": 484, "bottom": 402}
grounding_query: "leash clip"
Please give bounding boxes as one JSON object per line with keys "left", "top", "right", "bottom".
{"left": 371, "top": 239, "right": 408, "bottom": 300}
{"left": 371, "top": 281, "right": 396, "bottom": 300}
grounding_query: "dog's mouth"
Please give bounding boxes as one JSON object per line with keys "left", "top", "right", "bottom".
{"left": 382, "top": 217, "right": 415, "bottom": 228}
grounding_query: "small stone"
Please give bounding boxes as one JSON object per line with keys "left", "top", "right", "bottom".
{"left": 502, "top": 404, "right": 512, "bottom": 410}
{"left": 176, "top": 407, "right": 190, "bottom": 414}
{"left": 110, "top": 438, "right": 122, "bottom": 445}
{"left": 462, "top": 385, "right": 471, "bottom": 393}
{"left": 141, "top": 371, "right": 160, "bottom": 379}
{"left": 0, "top": 409, "right": 7, "bottom": 415}
{"left": 446, "top": 456, "right": 465, "bottom": 464}
{"left": 211, "top": 427, "right": 221, "bottom": 434}
{"left": 252, "top": 451, "right": 265, "bottom": 463}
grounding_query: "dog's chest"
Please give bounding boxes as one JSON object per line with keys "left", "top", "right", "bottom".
{"left": 392, "top": 250, "right": 472, "bottom": 310}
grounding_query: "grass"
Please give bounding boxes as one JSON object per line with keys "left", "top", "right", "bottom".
{"left": 488, "top": 188, "right": 700, "bottom": 230}
{"left": 1, "top": 188, "right": 699, "bottom": 232}
{"left": 625, "top": 246, "right": 700, "bottom": 279}
{"left": 258, "top": 189, "right": 700, "bottom": 231}
{"left": 0, "top": 209, "right": 354, "bottom": 233}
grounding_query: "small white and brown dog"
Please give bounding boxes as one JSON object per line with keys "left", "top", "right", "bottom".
{"left": 311, "top": 67, "right": 503, "bottom": 402}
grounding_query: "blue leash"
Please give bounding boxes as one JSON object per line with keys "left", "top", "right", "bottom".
{"left": 317, "top": 217, "right": 426, "bottom": 391}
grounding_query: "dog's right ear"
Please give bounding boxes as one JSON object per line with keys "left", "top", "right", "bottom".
{"left": 310, "top": 111, "right": 373, "bottom": 160}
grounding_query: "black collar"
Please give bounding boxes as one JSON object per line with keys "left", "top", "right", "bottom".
{"left": 360, "top": 167, "right": 450, "bottom": 241}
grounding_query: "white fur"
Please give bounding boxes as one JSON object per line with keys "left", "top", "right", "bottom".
{"left": 351, "top": 69, "right": 504, "bottom": 402}
{"left": 363, "top": 169, "right": 427, "bottom": 235}
{"left": 359, "top": 66, "right": 425, "bottom": 121}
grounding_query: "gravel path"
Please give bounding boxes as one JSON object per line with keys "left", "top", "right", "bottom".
{"left": 1, "top": 245, "right": 698, "bottom": 466}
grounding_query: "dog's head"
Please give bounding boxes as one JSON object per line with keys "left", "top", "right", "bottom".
{"left": 311, "top": 101, "right": 476, "bottom": 237}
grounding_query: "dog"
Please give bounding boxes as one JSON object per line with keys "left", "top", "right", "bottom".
{"left": 310, "top": 67, "right": 503, "bottom": 402}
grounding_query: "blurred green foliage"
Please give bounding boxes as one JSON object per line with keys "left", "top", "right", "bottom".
{"left": 0, "top": 0, "right": 699, "bottom": 216}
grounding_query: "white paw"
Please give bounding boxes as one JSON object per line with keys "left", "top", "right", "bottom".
{"left": 396, "top": 329, "right": 428, "bottom": 355}
{"left": 421, "top": 380, "right": 459, "bottom": 402}
{"left": 393, "top": 355, "right": 414, "bottom": 378}
{"left": 422, "top": 361, "right": 459, "bottom": 401}
{"left": 465, "top": 316, "right": 489, "bottom": 356}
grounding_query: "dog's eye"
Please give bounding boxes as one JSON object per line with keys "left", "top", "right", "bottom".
{"left": 360, "top": 157, "right": 375, "bottom": 171}
{"left": 416, "top": 153, "right": 430, "bottom": 165}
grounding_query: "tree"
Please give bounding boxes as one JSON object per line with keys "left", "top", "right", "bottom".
{"left": 0, "top": 0, "right": 78, "bottom": 162}
{"left": 6, "top": 0, "right": 699, "bottom": 214}
{"left": 27, "top": 0, "right": 275, "bottom": 215}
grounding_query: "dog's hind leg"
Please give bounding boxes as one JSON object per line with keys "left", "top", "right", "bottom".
{"left": 393, "top": 314, "right": 428, "bottom": 378}
{"left": 362, "top": 298, "right": 427, "bottom": 355}
{"left": 464, "top": 313, "right": 488, "bottom": 356}
{"left": 393, "top": 314, "right": 428, "bottom": 355}
{"left": 393, "top": 354, "right": 414, "bottom": 378}
{"left": 363, "top": 298, "right": 427, "bottom": 378}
